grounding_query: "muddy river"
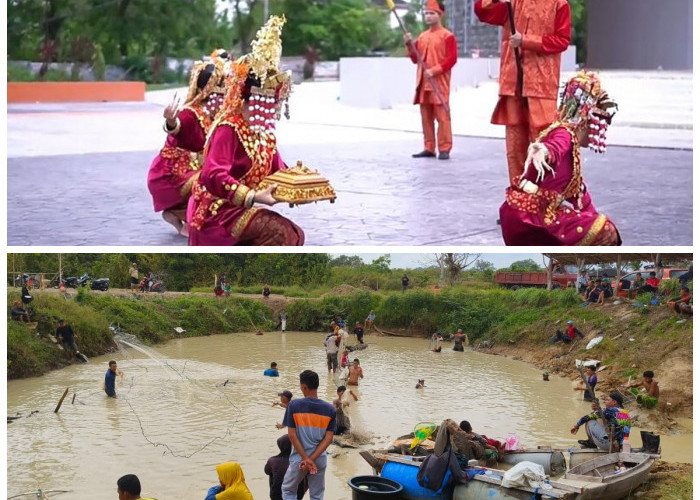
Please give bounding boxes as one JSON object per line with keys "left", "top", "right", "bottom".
{"left": 6, "top": 332, "right": 692, "bottom": 499}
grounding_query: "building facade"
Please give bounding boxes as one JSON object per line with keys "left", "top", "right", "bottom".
{"left": 586, "top": 0, "right": 692, "bottom": 70}
{"left": 445, "top": 0, "right": 692, "bottom": 70}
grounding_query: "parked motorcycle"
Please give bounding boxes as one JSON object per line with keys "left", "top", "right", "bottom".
{"left": 76, "top": 273, "right": 91, "bottom": 287}
{"left": 139, "top": 276, "right": 165, "bottom": 293}
{"left": 90, "top": 278, "right": 110, "bottom": 291}
{"left": 63, "top": 276, "right": 79, "bottom": 288}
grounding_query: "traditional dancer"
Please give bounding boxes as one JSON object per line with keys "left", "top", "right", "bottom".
{"left": 499, "top": 70, "right": 621, "bottom": 245}
{"left": 147, "top": 50, "right": 228, "bottom": 236}
{"left": 474, "top": 0, "right": 571, "bottom": 184}
{"left": 187, "top": 16, "right": 304, "bottom": 246}
{"left": 404, "top": 0, "right": 457, "bottom": 160}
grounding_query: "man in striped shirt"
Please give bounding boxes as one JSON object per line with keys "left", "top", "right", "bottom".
{"left": 281, "top": 370, "right": 336, "bottom": 500}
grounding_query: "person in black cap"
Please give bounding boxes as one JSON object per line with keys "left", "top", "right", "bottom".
{"left": 570, "top": 391, "right": 630, "bottom": 451}
{"left": 273, "top": 390, "right": 293, "bottom": 409}
{"left": 273, "top": 390, "right": 293, "bottom": 429}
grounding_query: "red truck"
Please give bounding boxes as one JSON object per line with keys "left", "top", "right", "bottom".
{"left": 495, "top": 266, "right": 578, "bottom": 290}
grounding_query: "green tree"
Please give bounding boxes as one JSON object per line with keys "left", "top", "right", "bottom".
{"left": 330, "top": 255, "right": 364, "bottom": 268}
{"left": 569, "top": 0, "right": 587, "bottom": 64}
{"left": 507, "top": 259, "right": 543, "bottom": 272}
{"left": 276, "top": 0, "right": 397, "bottom": 60}
{"left": 472, "top": 259, "right": 495, "bottom": 281}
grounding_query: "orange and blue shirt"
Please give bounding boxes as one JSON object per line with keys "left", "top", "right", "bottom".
{"left": 577, "top": 406, "right": 630, "bottom": 446}
{"left": 283, "top": 398, "right": 336, "bottom": 463}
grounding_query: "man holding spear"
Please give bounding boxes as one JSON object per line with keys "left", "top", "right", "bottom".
{"left": 397, "top": 0, "right": 457, "bottom": 160}
{"left": 474, "top": 0, "right": 571, "bottom": 185}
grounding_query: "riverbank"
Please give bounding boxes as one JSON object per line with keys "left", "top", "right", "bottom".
{"left": 8, "top": 285, "right": 692, "bottom": 424}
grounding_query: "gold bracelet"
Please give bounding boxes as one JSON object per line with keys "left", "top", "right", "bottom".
{"left": 163, "top": 117, "right": 181, "bottom": 135}
{"left": 244, "top": 190, "right": 256, "bottom": 209}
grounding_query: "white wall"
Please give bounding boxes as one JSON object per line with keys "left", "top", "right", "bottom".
{"left": 340, "top": 46, "right": 576, "bottom": 109}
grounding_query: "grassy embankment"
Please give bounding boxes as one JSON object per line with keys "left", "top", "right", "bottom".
{"left": 9, "top": 284, "right": 691, "bottom": 397}
{"left": 7, "top": 288, "right": 274, "bottom": 379}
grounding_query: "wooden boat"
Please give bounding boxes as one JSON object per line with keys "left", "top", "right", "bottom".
{"left": 564, "top": 452, "right": 654, "bottom": 500}
{"left": 360, "top": 451, "right": 653, "bottom": 500}
{"left": 569, "top": 448, "right": 660, "bottom": 469}
{"left": 361, "top": 452, "right": 594, "bottom": 500}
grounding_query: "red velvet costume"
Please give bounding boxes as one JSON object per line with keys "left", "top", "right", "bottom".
{"left": 186, "top": 16, "right": 303, "bottom": 246}
{"left": 406, "top": 2, "right": 458, "bottom": 154}
{"left": 474, "top": 0, "right": 571, "bottom": 184}
{"left": 187, "top": 117, "right": 304, "bottom": 246}
{"left": 500, "top": 126, "right": 619, "bottom": 245}
{"left": 500, "top": 71, "right": 620, "bottom": 246}
{"left": 147, "top": 106, "right": 210, "bottom": 212}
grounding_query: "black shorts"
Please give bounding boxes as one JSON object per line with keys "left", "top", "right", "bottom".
{"left": 131, "top": 277, "right": 139, "bottom": 284}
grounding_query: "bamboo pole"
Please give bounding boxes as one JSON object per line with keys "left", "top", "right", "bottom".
{"left": 54, "top": 387, "right": 70, "bottom": 413}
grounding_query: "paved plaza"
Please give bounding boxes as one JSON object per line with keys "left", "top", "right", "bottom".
{"left": 7, "top": 75, "right": 693, "bottom": 246}
{"left": 7, "top": 123, "right": 691, "bottom": 246}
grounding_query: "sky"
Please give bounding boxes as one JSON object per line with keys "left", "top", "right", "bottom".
{"left": 330, "top": 253, "right": 545, "bottom": 269}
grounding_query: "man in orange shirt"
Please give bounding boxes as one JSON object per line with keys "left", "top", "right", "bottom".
{"left": 404, "top": 0, "right": 458, "bottom": 160}
{"left": 475, "top": 0, "right": 571, "bottom": 184}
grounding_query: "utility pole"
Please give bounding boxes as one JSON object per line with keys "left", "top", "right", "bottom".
{"left": 263, "top": 0, "right": 269, "bottom": 20}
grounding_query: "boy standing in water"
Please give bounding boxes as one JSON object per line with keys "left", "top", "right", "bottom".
{"left": 347, "top": 359, "right": 364, "bottom": 386}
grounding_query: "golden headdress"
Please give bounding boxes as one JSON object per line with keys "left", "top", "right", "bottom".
{"left": 220, "top": 16, "right": 293, "bottom": 130}
{"left": 185, "top": 49, "right": 229, "bottom": 105}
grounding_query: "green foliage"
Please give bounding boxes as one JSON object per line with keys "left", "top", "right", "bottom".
{"left": 92, "top": 44, "right": 106, "bottom": 81}
{"left": 8, "top": 65, "right": 37, "bottom": 82}
{"left": 569, "top": 0, "right": 587, "bottom": 63}
{"left": 277, "top": 0, "right": 401, "bottom": 60}
{"left": 8, "top": 0, "right": 231, "bottom": 69}
{"left": 505, "top": 259, "right": 543, "bottom": 272}
{"left": 660, "top": 279, "right": 681, "bottom": 297}
{"left": 7, "top": 321, "right": 59, "bottom": 378}
{"left": 6, "top": 289, "right": 274, "bottom": 378}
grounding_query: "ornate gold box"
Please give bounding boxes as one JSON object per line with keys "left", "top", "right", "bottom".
{"left": 258, "top": 161, "right": 337, "bottom": 207}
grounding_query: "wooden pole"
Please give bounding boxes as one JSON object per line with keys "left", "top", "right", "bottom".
{"left": 54, "top": 387, "right": 70, "bottom": 413}
{"left": 505, "top": 1, "right": 524, "bottom": 97}
{"left": 615, "top": 255, "right": 622, "bottom": 297}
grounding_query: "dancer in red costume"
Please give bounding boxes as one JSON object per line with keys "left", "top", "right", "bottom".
{"left": 500, "top": 70, "right": 621, "bottom": 246}
{"left": 187, "top": 16, "right": 304, "bottom": 246}
{"left": 147, "top": 50, "right": 228, "bottom": 236}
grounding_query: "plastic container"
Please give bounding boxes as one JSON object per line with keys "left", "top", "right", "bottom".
{"left": 347, "top": 475, "right": 404, "bottom": 500}
{"left": 380, "top": 461, "right": 453, "bottom": 500}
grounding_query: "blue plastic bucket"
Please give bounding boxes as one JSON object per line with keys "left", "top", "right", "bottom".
{"left": 381, "top": 461, "right": 453, "bottom": 500}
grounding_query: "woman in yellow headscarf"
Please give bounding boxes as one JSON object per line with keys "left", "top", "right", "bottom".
{"left": 204, "top": 462, "right": 254, "bottom": 500}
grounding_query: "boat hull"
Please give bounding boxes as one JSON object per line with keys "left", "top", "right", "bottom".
{"left": 565, "top": 452, "right": 654, "bottom": 500}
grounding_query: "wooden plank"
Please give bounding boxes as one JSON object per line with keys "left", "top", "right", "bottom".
{"left": 54, "top": 388, "right": 69, "bottom": 413}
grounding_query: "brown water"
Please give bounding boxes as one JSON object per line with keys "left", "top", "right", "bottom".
{"left": 7, "top": 332, "right": 692, "bottom": 500}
